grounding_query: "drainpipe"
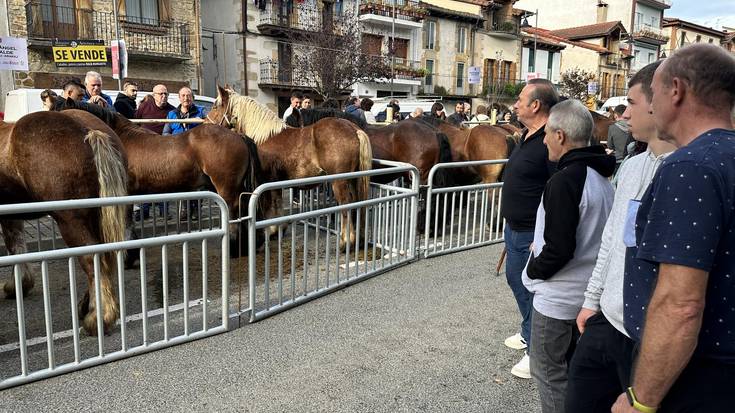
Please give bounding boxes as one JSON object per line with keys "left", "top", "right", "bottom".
{"left": 628, "top": 1, "right": 636, "bottom": 69}
{"left": 242, "top": 0, "right": 249, "bottom": 95}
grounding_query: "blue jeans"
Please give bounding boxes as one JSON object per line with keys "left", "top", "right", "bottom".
{"left": 504, "top": 226, "right": 534, "bottom": 346}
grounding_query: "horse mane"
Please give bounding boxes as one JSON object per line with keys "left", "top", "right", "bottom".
{"left": 219, "top": 92, "right": 286, "bottom": 144}
{"left": 286, "top": 108, "right": 367, "bottom": 130}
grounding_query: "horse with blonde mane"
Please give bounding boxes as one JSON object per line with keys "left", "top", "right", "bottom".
{"left": 1, "top": 109, "right": 128, "bottom": 335}
{"left": 206, "top": 86, "right": 373, "bottom": 249}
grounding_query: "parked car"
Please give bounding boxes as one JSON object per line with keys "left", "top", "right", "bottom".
{"left": 3, "top": 88, "right": 215, "bottom": 122}
{"left": 371, "top": 99, "right": 439, "bottom": 122}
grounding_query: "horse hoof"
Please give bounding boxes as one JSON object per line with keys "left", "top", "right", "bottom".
{"left": 3, "top": 278, "right": 34, "bottom": 299}
{"left": 81, "top": 303, "right": 119, "bottom": 336}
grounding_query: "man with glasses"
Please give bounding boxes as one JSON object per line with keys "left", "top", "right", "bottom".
{"left": 135, "top": 84, "right": 175, "bottom": 134}
{"left": 82, "top": 71, "right": 115, "bottom": 110}
{"left": 114, "top": 81, "right": 139, "bottom": 119}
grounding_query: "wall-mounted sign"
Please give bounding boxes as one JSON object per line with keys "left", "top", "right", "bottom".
{"left": 587, "top": 81, "right": 599, "bottom": 94}
{"left": 0, "top": 37, "right": 29, "bottom": 71}
{"left": 52, "top": 40, "right": 107, "bottom": 67}
{"left": 468, "top": 66, "right": 481, "bottom": 84}
{"left": 526, "top": 72, "right": 542, "bottom": 81}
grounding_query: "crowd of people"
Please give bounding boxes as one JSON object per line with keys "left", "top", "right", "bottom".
{"left": 500, "top": 43, "right": 735, "bottom": 413}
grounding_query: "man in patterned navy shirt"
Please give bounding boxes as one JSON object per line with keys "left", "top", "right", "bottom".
{"left": 613, "top": 44, "right": 735, "bottom": 412}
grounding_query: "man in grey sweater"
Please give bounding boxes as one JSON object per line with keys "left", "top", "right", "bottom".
{"left": 607, "top": 104, "right": 632, "bottom": 170}
{"left": 522, "top": 100, "right": 615, "bottom": 413}
{"left": 565, "top": 61, "right": 677, "bottom": 412}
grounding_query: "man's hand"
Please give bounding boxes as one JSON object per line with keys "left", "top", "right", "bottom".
{"left": 576, "top": 307, "right": 597, "bottom": 334}
{"left": 89, "top": 95, "right": 107, "bottom": 107}
{"left": 611, "top": 393, "right": 637, "bottom": 413}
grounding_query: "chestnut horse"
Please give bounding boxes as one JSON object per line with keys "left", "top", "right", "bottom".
{"left": 206, "top": 87, "right": 373, "bottom": 249}
{"left": 58, "top": 98, "right": 260, "bottom": 255}
{"left": 590, "top": 110, "right": 615, "bottom": 145}
{"left": 0, "top": 109, "right": 128, "bottom": 335}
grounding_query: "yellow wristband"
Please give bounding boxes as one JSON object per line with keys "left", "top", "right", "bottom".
{"left": 626, "top": 387, "right": 658, "bottom": 413}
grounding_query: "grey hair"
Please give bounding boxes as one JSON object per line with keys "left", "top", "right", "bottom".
{"left": 546, "top": 100, "right": 593, "bottom": 146}
{"left": 84, "top": 71, "right": 102, "bottom": 85}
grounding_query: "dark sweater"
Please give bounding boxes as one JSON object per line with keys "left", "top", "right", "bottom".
{"left": 134, "top": 98, "right": 175, "bottom": 134}
{"left": 114, "top": 93, "right": 137, "bottom": 119}
{"left": 500, "top": 126, "right": 557, "bottom": 231}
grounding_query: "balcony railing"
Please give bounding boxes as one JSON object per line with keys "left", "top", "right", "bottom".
{"left": 632, "top": 23, "right": 669, "bottom": 43}
{"left": 258, "top": 2, "right": 349, "bottom": 34}
{"left": 489, "top": 19, "right": 520, "bottom": 36}
{"left": 25, "top": 2, "right": 190, "bottom": 58}
{"left": 482, "top": 79, "right": 524, "bottom": 98}
{"left": 604, "top": 54, "right": 626, "bottom": 67}
{"left": 259, "top": 58, "right": 318, "bottom": 88}
{"left": 358, "top": 0, "right": 426, "bottom": 23}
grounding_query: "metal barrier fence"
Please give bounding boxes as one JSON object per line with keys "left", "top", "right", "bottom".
{"left": 0, "top": 192, "right": 230, "bottom": 390}
{"left": 245, "top": 160, "right": 419, "bottom": 322}
{"left": 423, "top": 160, "right": 507, "bottom": 258}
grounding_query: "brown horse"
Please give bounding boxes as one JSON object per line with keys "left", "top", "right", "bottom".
{"left": 58, "top": 98, "right": 260, "bottom": 255}
{"left": 421, "top": 118, "right": 511, "bottom": 185}
{"left": 590, "top": 110, "right": 615, "bottom": 144}
{"left": 0, "top": 109, "right": 128, "bottom": 335}
{"left": 206, "top": 87, "right": 373, "bottom": 248}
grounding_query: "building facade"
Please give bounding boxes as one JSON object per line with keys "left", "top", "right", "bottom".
{"left": 514, "top": 0, "right": 670, "bottom": 72}
{"left": 662, "top": 18, "right": 725, "bottom": 57}
{"left": 1, "top": 0, "right": 202, "bottom": 104}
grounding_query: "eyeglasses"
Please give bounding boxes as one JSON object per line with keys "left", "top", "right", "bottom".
{"left": 90, "top": 84, "right": 101, "bottom": 87}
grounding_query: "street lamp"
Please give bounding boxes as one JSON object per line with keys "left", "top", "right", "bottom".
{"left": 521, "top": 10, "right": 538, "bottom": 75}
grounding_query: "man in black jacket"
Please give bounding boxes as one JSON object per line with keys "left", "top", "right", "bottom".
{"left": 499, "top": 78, "right": 559, "bottom": 379}
{"left": 114, "top": 81, "right": 138, "bottom": 119}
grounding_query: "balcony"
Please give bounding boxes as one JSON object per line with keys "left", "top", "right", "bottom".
{"left": 631, "top": 23, "right": 669, "bottom": 45}
{"left": 482, "top": 79, "right": 524, "bottom": 98}
{"left": 603, "top": 54, "right": 627, "bottom": 67}
{"left": 25, "top": 2, "right": 191, "bottom": 60}
{"left": 257, "top": 2, "right": 349, "bottom": 36}
{"left": 358, "top": 0, "right": 426, "bottom": 29}
{"left": 363, "top": 56, "right": 425, "bottom": 85}
{"left": 258, "top": 58, "right": 318, "bottom": 89}
{"left": 488, "top": 19, "right": 520, "bottom": 39}
{"left": 637, "top": 0, "right": 672, "bottom": 10}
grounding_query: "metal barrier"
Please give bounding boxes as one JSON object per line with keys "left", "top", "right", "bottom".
{"left": 0, "top": 192, "right": 230, "bottom": 390}
{"left": 423, "top": 160, "right": 508, "bottom": 258}
{"left": 245, "top": 160, "right": 419, "bottom": 322}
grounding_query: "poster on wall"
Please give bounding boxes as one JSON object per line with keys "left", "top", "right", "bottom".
{"left": 0, "top": 37, "right": 29, "bottom": 71}
{"left": 111, "top": 39, "right": 128, "bottom": 79}
{"left": 468, "top": 66, "right": 481, "bottom": 84}
{"left": 52, "top": 40, "right": 107, "bottom": 67}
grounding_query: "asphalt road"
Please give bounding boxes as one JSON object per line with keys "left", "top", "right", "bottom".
{"left": 1, "top": 243, "right": 540, "bottom": 413}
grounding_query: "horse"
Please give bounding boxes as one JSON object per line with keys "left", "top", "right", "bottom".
{"left": 205, "top": 86, "right": 373, "bottom": 249}
{"left": 57, "top": 98, "right": 261, "bottom": 256}
{"left": 0, "top": 109, "right": 128, "bottom": 336}
{"left": 590, "top": 110, "right": 615, "bottom": 145}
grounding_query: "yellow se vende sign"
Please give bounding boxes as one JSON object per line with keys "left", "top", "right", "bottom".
{"left": 52, "top": 40, "right": 107, "bottom": 67}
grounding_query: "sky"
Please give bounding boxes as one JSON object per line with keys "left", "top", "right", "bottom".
{"left": 666, "top": 0, "right": 735, "bottom": 30}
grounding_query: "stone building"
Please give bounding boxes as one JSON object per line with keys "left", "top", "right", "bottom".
{"left": 0, "top": 0, "right": 202, "bottom": 107}
{"left": 662, "top": 18, "right": 725, "bottom": 57}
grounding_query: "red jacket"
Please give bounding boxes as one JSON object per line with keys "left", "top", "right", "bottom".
{"left": 134, "top": 98, "right": 175, "bottom": 134}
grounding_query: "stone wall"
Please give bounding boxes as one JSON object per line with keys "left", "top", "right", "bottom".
{"left": 6, "top": 0, "right": 201, "bottom": 93}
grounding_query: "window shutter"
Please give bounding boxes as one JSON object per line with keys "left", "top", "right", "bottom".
{"left": 117, "top": 0, "right": 126, "bottom": 16}
{"left": 423, "top": 21, "right": 428, "bottom": 49}
{"left": 159, "top": 0, "right": 171, "bottom": 22}
{"left": 510, "top": 62, "right": 517, "bottom": 82}
{"left": 75, "top": 0, "right": 93, "bottom": 38}
{"left": 455, "top": 25, "right": 460, "bottom": 52}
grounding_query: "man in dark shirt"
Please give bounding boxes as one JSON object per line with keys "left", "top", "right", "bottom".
{"left": 613, "top": 44, "right": 735, "bottom": 413}
{"left": 114, "top": 81, "right": 138, "bottom": 119}
{"left": 499, "top": 78, "right": 559, "bottom": 378}
{"left": 447, "top": 101, "right": 468, "bottom": 126}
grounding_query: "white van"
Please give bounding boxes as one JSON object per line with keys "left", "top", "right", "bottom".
{"left": 370, "top": 98, "right": 439, "bottom": 122}
{"left": 595, "top": 96, "right": 627, "bottom": 115}
{"left": 3, "top": 88, "right": 215, "bottom": 122}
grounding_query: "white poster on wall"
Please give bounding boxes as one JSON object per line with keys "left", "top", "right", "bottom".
{"left": 468, "top": 66, "right": 481, "bottom": 84}
{"left": 0, "top": 37, "right": 29, "bottom": 71}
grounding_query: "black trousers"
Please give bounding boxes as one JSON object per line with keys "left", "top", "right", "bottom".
{"left": 658, "top": 356, "right": 735, "bottom": 412}
{"left": 565, "top": 312, "right": 634, "bottom": 413}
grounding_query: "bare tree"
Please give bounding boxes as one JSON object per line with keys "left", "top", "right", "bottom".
{"left": 286, "top": 3, "right": 391, "bottom": 100}
{"left": 559, "top": 68, "right": 597, "bottom": 100}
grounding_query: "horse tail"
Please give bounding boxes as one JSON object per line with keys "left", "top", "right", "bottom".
{"left": 355, "top": 129, "right": 373, "bottom": 201}
{"left": 433, "top": 131, "right": 453, "bottom": 187}
{"left": 85, "top": 129, "right": 128, "bottom": 261}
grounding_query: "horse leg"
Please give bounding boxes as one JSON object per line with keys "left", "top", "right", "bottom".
{"left": 54, "top": 212, "right": 119, "bottom": 335}
{"left": 1, "top": 219, "right": 35, "bottom": 298}
{"left": 331, "top": 180, "right": 356, "bottom": 250}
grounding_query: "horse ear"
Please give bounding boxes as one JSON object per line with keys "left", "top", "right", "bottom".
{"left": 217, "top": 85, "right": 228, "bottom": 104}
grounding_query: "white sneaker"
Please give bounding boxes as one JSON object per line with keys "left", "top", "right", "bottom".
{"left": 511, "top": 353, "right": 531, "bottom": 379}
{"left": 504, "top": 333, "right": 528, "bottom": 350}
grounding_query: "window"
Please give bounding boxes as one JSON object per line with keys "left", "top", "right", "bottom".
{"left": 126, "top": 0, "right": 159, "bottom": 25}
{"left": 362, "top": 34, "right": 383, "bottom": 56}
{"left": 547, "top": 52, "right": 554, "bottom": 80}
{"left": 528, "top": 48, "right": 536, "bottom": 73}
{"left": 709, "top": 38, "right": 714, "bottom": 44}
{"left": 389, "top": 37, "right": 409, "bottom": 60}
{"left": 457, "top": 27, "right": 467, "bottom": 54}
{"left": 635, "top": 12, "right": 643, "bottom": 27}
{"left": 425, "top": 21, "right": 436, "bottom": 50}
{"left": 425, "top": 60, "right": 434, "bottom": 86}
{"left": 696, "top": 35, "right": 702, "bottom": 43}
{"left": 648, "top": 52, "right": 654, "bottom": 63}
{"left": 680, "top": 31, "right": 686, "bottom": 46}
{"left": 457, "top": 63, "right": 465, "bottom": 89}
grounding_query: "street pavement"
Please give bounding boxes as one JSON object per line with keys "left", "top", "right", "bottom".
{"left": 1, "top": 243, "right": 540, "bottom": 412}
